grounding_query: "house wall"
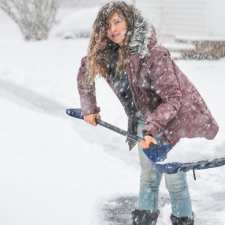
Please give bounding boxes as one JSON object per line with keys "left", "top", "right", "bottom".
{"left": 207, "top": 0, "right": 225, "bottom": 37}
{"left": 136, "top": 0, "right": 162, "bottom": 31}
{"left": 136, "top": 0, "right": 225, "bottom": 38}
{"left": 160, "top": 0, "right": 208, "bottom": 37}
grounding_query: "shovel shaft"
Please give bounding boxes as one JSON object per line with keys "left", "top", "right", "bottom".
{"left": 66, "top": 108, "right": 142, "bottom": 142}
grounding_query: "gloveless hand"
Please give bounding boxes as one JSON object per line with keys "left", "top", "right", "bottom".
{"left": 139, "top": 135, "right": 157, "bottom": 149}
{"left": 84, "top": 113, "right": 101, "bottom": 126}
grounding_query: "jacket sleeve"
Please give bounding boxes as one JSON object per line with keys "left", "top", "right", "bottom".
{"left": 144, "top": 47, "right": 182, "bottom": 137}
{"left": 77, "top": 56, "right": 100, "bottom": 116}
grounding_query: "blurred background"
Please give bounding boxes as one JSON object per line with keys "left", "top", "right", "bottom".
{"left": 1, "top": 0, "right": 225, "bottom": 59}
{"left": 0, "top": 1, "right": 225, "bottom": 225}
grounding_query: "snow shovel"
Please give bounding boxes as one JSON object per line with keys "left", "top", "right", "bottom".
{"left": 66, "top": 108, "right": 225, "bottom": 175}
{"left": 66, "top": 108, "right": 172, "bottom": 162}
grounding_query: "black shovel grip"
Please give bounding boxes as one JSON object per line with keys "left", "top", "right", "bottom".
{"left": 66, "top": 108, "right": 83, "bottom": 119}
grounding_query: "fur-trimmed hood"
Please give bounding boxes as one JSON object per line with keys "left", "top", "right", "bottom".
{"left": 128, "top": 10, "right": 157, "bottom": 56}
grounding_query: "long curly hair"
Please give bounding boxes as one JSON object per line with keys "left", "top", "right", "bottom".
{"left": 86, "top": 1, "right": 135, "bottom": 80}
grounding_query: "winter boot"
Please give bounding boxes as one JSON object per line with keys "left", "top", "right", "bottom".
{"left": 170, "top": 214, "right": 194, "bottom": 225}
{"left": 131, "top": 209, "right": 159, "bottom": 225}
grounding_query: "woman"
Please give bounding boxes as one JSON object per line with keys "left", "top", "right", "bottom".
{"left": 77, "top": 1, "right": 219, "bottom": 225}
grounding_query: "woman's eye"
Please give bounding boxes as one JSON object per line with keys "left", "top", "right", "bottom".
{"left": 113, "top": 19, "right": 121, "bottom": 25}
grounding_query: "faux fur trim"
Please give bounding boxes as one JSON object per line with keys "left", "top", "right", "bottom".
{"left": 129, "top": 10, "right": 155, "bottom": 57}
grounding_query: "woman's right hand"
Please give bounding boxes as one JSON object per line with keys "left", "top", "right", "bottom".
{"left": 84, "top": 113, "right": 100, "bottom": 126}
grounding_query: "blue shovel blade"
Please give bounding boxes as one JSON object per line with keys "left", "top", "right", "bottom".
{"left": 143, "top": 143, "right": 173, "bottom": 162}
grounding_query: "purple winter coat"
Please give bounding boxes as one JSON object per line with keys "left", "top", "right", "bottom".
{"left": 77, "top": 22, "right": 219, "bottom": 146}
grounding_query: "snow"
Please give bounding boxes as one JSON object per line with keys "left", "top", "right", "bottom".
{"left": 51, "top": 8, "right": 99, "bottom": 39}
{"left": 1, "top": 6, "right": 225, "bottom": 225}
{"left": 0, "top": 98, "right": 138, "bottom": 225}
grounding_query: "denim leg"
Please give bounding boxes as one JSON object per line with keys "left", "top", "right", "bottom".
{"left": 137, "top": 120, "right": 162, "bottom": 211}
{"left": 165, "top": 172, "right": 193, "bottom": 218}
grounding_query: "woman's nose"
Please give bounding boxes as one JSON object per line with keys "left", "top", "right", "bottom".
{"left": 110, "top": 24, "right": 117, "bottom": 33}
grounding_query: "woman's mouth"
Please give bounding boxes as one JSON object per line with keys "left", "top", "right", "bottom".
{"left": 112, "top": 33, "right": 121, "bottom": 38}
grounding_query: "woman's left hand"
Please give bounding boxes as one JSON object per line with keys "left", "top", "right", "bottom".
{"left": 139, "top": 135, "right": 157, "bottom": 149}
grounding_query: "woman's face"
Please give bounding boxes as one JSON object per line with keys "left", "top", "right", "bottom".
{"left": 106, "top": 12, "right": 127, "bottom": 45}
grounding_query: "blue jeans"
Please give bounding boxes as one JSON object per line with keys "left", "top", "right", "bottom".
{"left": 137, "top": 120, "right": 193, "bottom": 218}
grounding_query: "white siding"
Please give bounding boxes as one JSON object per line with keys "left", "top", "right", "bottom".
{"left": 136, "top": 0, "right": 216, "bottom": 37}
{"left": 136, "top": 0, "right": 162, "bottom": 29}
{"left": 160, "top": 0, "right": 208, "bottom": 36}
{"left": 207, "top": 0, "right": 225, "bottom": 37}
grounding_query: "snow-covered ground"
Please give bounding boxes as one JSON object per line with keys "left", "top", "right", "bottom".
{"left": 0, "top": 8, "right": 225, "bottom": 225}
